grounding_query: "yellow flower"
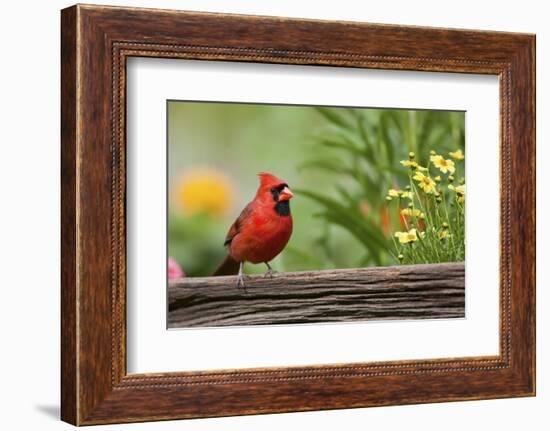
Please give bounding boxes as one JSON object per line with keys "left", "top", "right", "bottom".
{"left": 413, "top": 171, "right": 437, "bottom": 194}
{"left": 401, "top": 160, "right": 428, "bottom": 171}
{"left": 174, "top": 168, "right": 234, "bottom": 217}
{"left": 430, "top": 154, "right": 456, "bottom": 174}
{"left": 394, "top": 228, "right": 424, "bottom": 244}
{"left": 388, "top": 189, "right": 400, "bottom": 198}
{"left": 449, "top": 149, "right": 465, "bottom": 160}
{"left": 400, "top": 191, "right": 413, "bottom": 200}
{"left": 400, "top": 208, "right": 425, "bottom": 219}
{"left": 438, "top": 230, "right": 451, "bottom": 240}
{"left": 400, "top": 160, "right": 419, "bottom": 169}
{"left": 448, "top": 184, "right": 466, "bottom": 203}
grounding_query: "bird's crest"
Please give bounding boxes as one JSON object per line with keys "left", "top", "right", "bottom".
{"left": 257, "top": 172, "right": 286, "bottom": 188}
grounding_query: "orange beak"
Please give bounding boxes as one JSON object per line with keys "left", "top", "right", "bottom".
{"left": 278, "top": 186, "right": 294, "bottom": 201}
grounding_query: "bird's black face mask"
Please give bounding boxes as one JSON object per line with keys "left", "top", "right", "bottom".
{"left": 270, "top": 183, "right": 291, "bottom": 216}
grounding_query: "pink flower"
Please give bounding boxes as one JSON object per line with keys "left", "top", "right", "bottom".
{"left": 168, "top": 257, "right": 185, "bottom": 279}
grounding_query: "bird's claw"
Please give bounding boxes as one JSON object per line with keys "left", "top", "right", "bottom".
{"left": 264, "top": 268, "right": 278, "bottom": 278}
{"left": 236, "top": 274, "right": 248, "bottom": 292}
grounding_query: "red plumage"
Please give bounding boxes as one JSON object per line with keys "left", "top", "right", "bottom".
{"left": 212, "top": 173, "right": 293, "bottom": 280}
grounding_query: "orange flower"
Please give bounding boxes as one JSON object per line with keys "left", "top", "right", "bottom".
{"left": 380, "top": 206, "right": 391, "bottom": 235}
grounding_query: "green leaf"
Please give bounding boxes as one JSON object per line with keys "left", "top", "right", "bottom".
{"left": 295, "top": 188, "right": 389, "bottom": 264}
{"left": 315, "top": 137, "right": 365, "bottom": 157}
{"left": 298, "top": 158, "right": 355, "bottom": 176}
{"left": 314, "top": 106, "right": 352, "bottom": 129}
{"left": 356, "top": 115, "right": 375, "bottom": 160}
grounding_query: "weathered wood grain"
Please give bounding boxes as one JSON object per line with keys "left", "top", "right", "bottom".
{"left": 168, "top": 263, "right": 465, "bottom": 328}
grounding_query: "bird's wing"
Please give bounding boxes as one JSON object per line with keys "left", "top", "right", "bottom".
{"left": 223, "top": 202, "right": 254, "bottom": 246}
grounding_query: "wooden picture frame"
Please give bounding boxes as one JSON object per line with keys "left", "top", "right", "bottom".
{"left": 61, "top": 4, "right": 535, "bottom": 425}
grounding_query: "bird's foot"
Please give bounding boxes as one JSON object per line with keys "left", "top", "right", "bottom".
{"left": 264, "top": 268, "right": 278, "bottom": 278}
{"left": 236, "top": 273, "right": 248, "bottom": 292}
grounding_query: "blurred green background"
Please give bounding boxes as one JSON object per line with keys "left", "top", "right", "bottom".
{"left": 168, "top": 101, "right": 464, "bottom": 277}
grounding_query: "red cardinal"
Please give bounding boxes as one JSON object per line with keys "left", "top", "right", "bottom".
{"left": 212, "top": 173, "right": 294, "bottom": 288}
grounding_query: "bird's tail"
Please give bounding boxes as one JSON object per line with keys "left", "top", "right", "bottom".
{"left": 212, "top": 254, "right": 240, "bottom": 276}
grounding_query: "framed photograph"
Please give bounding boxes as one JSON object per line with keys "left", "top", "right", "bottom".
{"left": 61, "top": 4, "right": 535, "bottom": 425}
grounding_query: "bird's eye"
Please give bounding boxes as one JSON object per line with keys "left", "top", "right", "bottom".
{"left": 270, "top": 187, "right": 280, "bottom": 202}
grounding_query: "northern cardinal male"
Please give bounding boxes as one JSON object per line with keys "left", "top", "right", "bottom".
{"left": 212, "top": 173, "right": 294, "bottom": 288}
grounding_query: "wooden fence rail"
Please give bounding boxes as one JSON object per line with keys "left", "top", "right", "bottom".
{"left": 168, "top": 262, "right": 465, "bottom": 328}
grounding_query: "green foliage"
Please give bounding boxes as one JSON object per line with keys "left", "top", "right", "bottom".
{"left": 295, "top": 189, "right": 388, "bottom": 265}
{"left": 299, "top": 107, "right": 465, "bottom": 266}
{"left": 390, "top": 154, "right": 466, "bottom": 264}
